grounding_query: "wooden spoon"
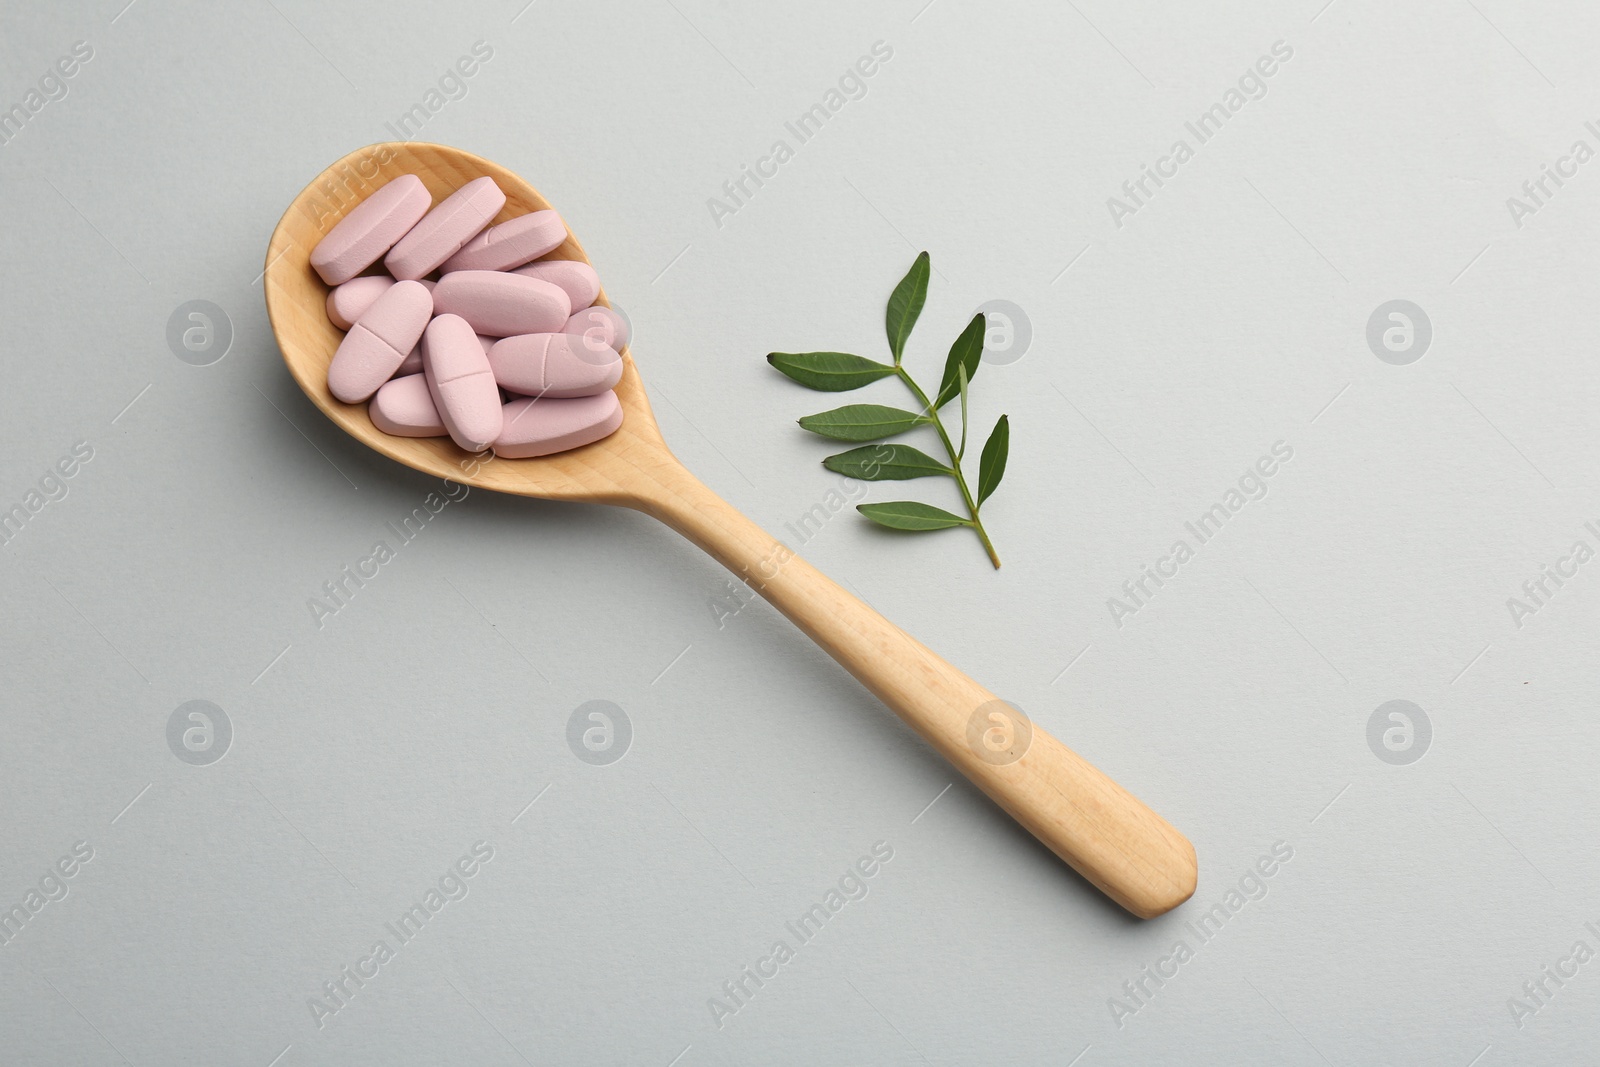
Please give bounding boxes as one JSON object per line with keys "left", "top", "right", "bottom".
{"left": 263, "top": 143, "right": 1197, "bottom": 918}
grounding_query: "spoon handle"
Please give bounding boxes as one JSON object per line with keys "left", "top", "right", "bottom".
{"left": 631, "top": 461, "right": 1197, "bottom": 919}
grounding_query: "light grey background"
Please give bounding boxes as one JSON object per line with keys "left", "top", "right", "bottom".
{"left": 2, "top": 0, "right": 1596, "bottom": 1063}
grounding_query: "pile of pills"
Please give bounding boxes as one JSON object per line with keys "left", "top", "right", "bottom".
{"left": 311, "top": 173, "right": 628, "bottom": 458}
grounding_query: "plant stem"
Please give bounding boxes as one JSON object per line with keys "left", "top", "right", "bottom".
{"left": 895, "top": 366, "right": 1002, "bottom": 569}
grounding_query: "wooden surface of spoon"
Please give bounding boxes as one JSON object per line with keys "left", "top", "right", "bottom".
{"left": 264, "top": 142, "right": 1198, "bottom": 919}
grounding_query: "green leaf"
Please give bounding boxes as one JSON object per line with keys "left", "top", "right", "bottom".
{"left": 934, "top": 314, "right": 985, "bottom": 408}
{"left": 885, "top": 252, "right": 930, "bottom": 364}
{"left": 977, "top": 414, "right": 1009, "bottom": 504}
{"left": 767, "top": 352, "right": 896, "bottom": 391}
{"left": 797, "top": 404, "right": 931, "bottom": 442}
{"left": 956, "top": 361, "right": 970, "bottom": 459}
{"left": 823, "top": 444, "right": 950, "bottom": 481}
{"left": 857, "top": 501, "right": 971, "bottom": 531}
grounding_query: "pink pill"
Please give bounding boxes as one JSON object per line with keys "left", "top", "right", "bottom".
{"left": 496, "top": 391, "right": 620, "bottom": 460}
{"left": 369, "top": 374, "right": 446, "bottom": 437}
{"left": 331, "top": 277, "right": 434, "bottom": 335}
{"left": 327, "top": 280, "right": 433, "bottom": 403}
{"left": 390, "top": 311, "right": 466, "bottom": 379}
{"left": 513, "top": 259, "right": 600, "bottom": 311}
{"left": 441, "top": 209, "right": 567, "bottom": 273}
{"left": 431, "top": 271, "right": 570, "bottom": 337}
{"left": 494, "top": 392, "right": 623, "bottom": 458}
{"left": 562, "top": 305, "right": 630, "bottom": 351}
{"left": 423, "top": 314, "right": 503, "bottom": 452}
{"left": 326, "top": 275, "right": 393, "bottom": 330}
{"left": 310, "top": 175, "right": 432, "bottom": 286}
{"left": 385, "top": 176, "right": 506, "bottom": 281}
{"left": 488, "top": 334, "right": 622, "bottom": 398}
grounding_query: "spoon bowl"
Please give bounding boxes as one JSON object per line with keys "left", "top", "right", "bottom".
{"left": 266, "top": 141, "right": 664, "bottom": 504}
{"left": 263, "top": 142, "right": 1199, "bottom": 919}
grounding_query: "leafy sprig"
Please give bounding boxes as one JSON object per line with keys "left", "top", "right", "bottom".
{"left": 767, "top": 252, "right": 1009, "bottom": 568}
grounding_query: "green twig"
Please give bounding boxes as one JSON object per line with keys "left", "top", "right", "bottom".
{"left": 894, "top": 366, "right": 1001, "bottom": 568}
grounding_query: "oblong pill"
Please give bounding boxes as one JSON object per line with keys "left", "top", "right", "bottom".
{"left": 327, "top": 280, "right": 433, "bottom": 403}
{"left": 562, "top": 305, "right": 630, "bottom": 351}
{"left": 513, "top": 259, "right": 600, "bottom": 311}
{"left": 442, "top": 209, "right": 567, "bottom": 273}
{"left": 385, "top": 176, "right": 506, "bottom": 281}
{"left": 488, "top": 334, "right": 622, "bottom": 398}
{"left": 311, "top": 175, "right": 432, "bottom": 286}
{"left": 394, "top": 330, "right": 488, "bottom": 380}
{"left": 431, "top": 271, "right": 571, "bottom": 337}
{"left": 370, "top": 374, "right": 446, "bottom": 437}
{"left": 423, "top": 313, "right": 503, "bottom": 451}
{"left": 494, "top": 392, "right": 623, "bottom": 458}
{"left": 326, "top": 275, "right": 393, "bottom": 331}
